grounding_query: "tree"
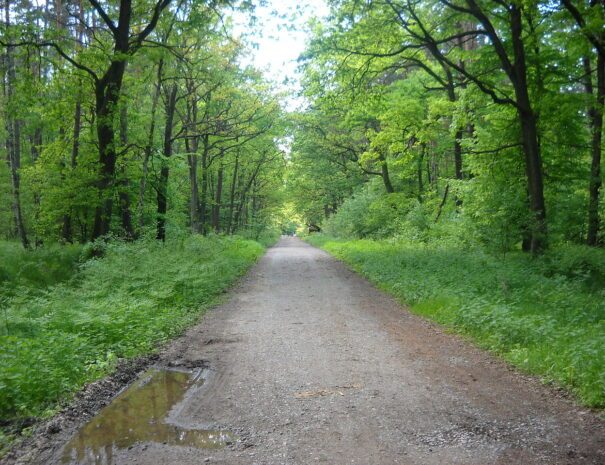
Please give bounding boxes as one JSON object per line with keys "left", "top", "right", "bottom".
{"left": 561, "top": 0, "right": 604, "bottom": 246}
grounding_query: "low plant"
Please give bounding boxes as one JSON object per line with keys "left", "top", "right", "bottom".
{"left": 307, "top": 235, "right": 605, "bottom": 407}
{"left": 0, "top": 235, "right": 264, "bottom": 424}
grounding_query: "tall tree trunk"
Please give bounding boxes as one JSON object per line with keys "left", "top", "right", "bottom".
{"left": 200, "top": 135, "right": 209, "bottom": 234}
{"left": 62, "top": 0, "right": 85, "bottom": 242}
{"left": 29, "top": 52, "right": 43, "bottom": 246}
{"left": 560, "top": 0, "right": 604, "bottom": 245}
{"left": 435, "top": 183, "right": 450, "bottom": 222}
{"left": 187, "top": 148, "right": 201, "bottom": 234}
{"left": 137, "top": 60, "right": 163, "bottom": 228}
{"left": 454, "top": 129, "right": 463, "bottom": 181}
{"left": 586, "top": 54, "right": 604, "bottom": 246}
{"left": 91, "top": 65, "right": 128, "bottom": 239}
{"left": 234, "top": 180, "right": 246, "bottom": 230}
{"left": 118, "top": 104, "right": 135, "bottom": 239}
{"left": 71, "top": 99, "right": 81, "bottom": 158}
{"left": 3, "top": 1, "right": 29, "bottom": 248}
{"left": 156, "top": 84, "right": 177, "bottom": 241}
{"left": 186, "top": 81, "right": 201, "bottom": 234}
{"left": 212, "top": 155, "right": 224, "bottom": 232}
{"left": 417, "top": 146, "right": 425, "bottom": 202}
{"left": 251, "top": 178, "right": 258, "bottom": 224}
{"left": 444, "top": 72, "right": 464, "bottom": 182}
{"left": 92, "top": 0, "right": 135, "bottom": 239}
{"left": 510, "top": 4, "right": 547, "bottom": 253}
{"left": 227, "top": 152, "right": 239, "bottom": 234}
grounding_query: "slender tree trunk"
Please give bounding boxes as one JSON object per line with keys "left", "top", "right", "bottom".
{"left": 118, "top": 105, "right": 135, "bottom": 239}
{"left": 200, "top": 135, "right": 209, "bottom": 234}
{"left": 435, "top": 183, "right": 450, "bottom": 222}
{"left": 234, "top": 183, "right": 246, "bottom": 230}
{"left": 227, "top": 152, "right": 239, "bottom": 234}
{"left": 137, "top": 60, "right": 163, "bottom": 228}
{"left": 417, "top": 146, "right": 425, "bottom": 202}
{"left": 62, "top": 0, "right": 85, "bottom": 242}
{"left": 234, "top": 155, "right": 267, "bottom": 229}
{"left": 445, "top": 75, "right": 464, "bottom": 183}
{"left": 187, "top": 148, "right": 201, "bottom": 234}
{"left": 62, "top": 90, "right": 82, "bottom": 242}
{"left": 186, "top": 81, "right": 201, "bottom": 234}
{"left": 3, "top": 1, "right": 29, "bottom": 248}
{"left": 156, "top": 84, "right": 177, "bottom": 241}
{"left": 29, "top": 53, "right": 43, "bottom": 246}
{"left": 586, "top": 53, "right": 604, "bottom": 246}
{"left": 454, "top": 129, "right": 463, "bottom": 180}
{"left": 251, "top": 179, "right": 258, "bottom": 224}
{"left": 212, "top": 155, "right": 224, "bottom": 232}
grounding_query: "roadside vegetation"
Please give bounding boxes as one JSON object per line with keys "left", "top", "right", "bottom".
{"left": 0, "top": 234, "right": 268, "bottom": 452}
{"left": 307, "top": 234, "right": 605, "bottom": 408}
{"left": 289, "top": 0, "right": 605, "bottom": 410}
{"left": 1, "top": 0, "right": 286, "bottom": 453}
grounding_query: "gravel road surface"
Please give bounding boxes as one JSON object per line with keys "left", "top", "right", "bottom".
{"left": 17, "top": 237, "right": 605, "bottom": 464}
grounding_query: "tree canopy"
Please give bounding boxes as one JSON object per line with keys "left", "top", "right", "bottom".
{"left": 288, "top": 0, "right": 604, "bottom": 252}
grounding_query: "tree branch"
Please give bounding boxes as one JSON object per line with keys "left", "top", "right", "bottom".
{"left": 87, "top": 0, "right": 119, "bottom": 36}
{"left": 0, "top": 39, "right": 99, "bottom": 81}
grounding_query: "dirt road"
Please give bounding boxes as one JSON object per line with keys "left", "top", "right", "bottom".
{"left": 25, "top": 238, "right": 605, "bottom": 464}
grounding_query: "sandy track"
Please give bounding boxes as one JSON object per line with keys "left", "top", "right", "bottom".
{"left": 28, "top": 238, "right": 605, "bottom": 464}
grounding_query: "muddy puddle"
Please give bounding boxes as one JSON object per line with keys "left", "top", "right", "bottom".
{"left": 62, "top": 368, "right": 234, "bottom": 465}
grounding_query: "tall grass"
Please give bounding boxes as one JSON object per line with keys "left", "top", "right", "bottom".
{"left": 307, "top": 235, "right": 605, "bottom": 408}
{"left": 0, "top": 241, "right": 83, "bottom": 295}
{"left": 0, "top": 235, "right": 264, "bottom": 426}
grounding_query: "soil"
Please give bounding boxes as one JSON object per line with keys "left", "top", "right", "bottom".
{"left": 4, "top": 237, "right": 605, "bottom": 464}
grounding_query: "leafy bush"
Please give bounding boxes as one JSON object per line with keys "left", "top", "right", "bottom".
{"left": 323, "top": 183, "right": 412, "bottom": 238}
{"left": 0, "top": 235, "right": 264, "bottom": 422}
{"left": 307, "top": 235, "right": 605, "bottom": 407}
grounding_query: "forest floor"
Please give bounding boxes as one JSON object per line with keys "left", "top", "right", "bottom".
{"left": 6, "top": 237, "right": 605, "bottom": 465}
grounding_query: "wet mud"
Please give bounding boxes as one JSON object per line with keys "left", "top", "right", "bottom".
{"left": 61, "top": 368, "right": 233, "bottom": 465}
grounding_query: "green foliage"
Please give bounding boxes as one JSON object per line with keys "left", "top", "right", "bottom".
{"left": 322, "top": 182, "right": 411, "bottom": 239}
{"left": 0, "top": 242, "right": 83, "bottom": 294}
{"left": 0, "top": 236, "right": 264, "bottom": 423}
{"left": 307, "top": 235, "right": 605, "bottom": 407}
{"left": 230, "top": 225, "right": 280, "bottom": 248}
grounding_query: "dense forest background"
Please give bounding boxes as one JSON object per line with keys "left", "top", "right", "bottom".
{"left": 1, "top": 0, "right": 604, "bottom": 251}
{"left": 1, "top": 0, "right": 285, "bottom": 246}
{"left": 289, "top": 0, "right": 604, "bottom": 254}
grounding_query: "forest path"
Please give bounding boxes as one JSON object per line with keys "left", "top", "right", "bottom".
{"left": 58, "top": 237, "right": 603, "bottom": 464}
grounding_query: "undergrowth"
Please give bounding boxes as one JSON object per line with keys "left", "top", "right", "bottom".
{"left": 0, "top": 241, "right": 83, "bottom": 295}
{"left": 306, "top": 234, "right": 605, "bottom": 408}
{"left": 0, "top": 235, "right": 264, "bottom": 435}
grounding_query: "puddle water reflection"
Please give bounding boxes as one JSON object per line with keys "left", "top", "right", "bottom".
{"left": 62, "top": 368, "right": 234, "bottom": 465}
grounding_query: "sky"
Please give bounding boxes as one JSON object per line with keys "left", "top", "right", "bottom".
{"left": 231, "top": 0, "right": 329, "bottom": 110}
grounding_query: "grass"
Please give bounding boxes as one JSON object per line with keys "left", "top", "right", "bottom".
{"left": 0, "top": 241, "right": 84, "bottom": 294}
{"left": 0, "top": 235, "right": 265, "bottom": 451}
{"left": 306, "top": 234, "right": 605, "bottom": 408}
